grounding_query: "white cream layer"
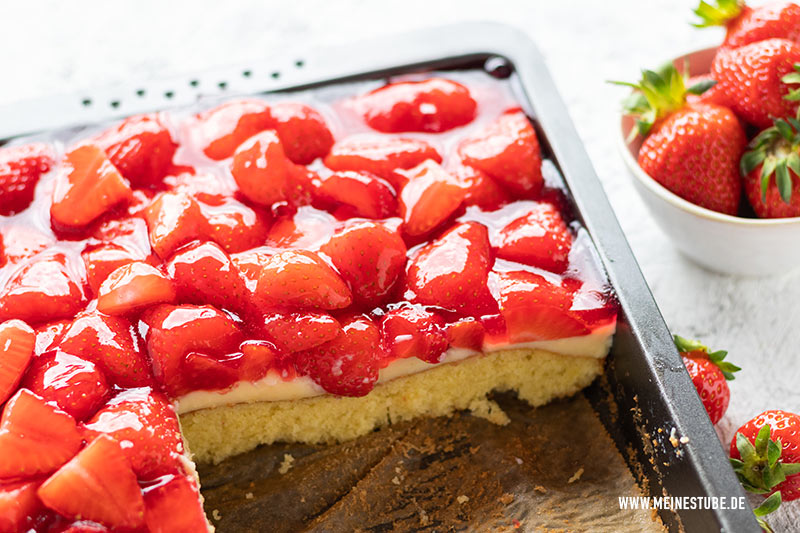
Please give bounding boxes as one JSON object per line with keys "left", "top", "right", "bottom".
{"left": 175, "top": 322, "right": 616, "bottom": 414}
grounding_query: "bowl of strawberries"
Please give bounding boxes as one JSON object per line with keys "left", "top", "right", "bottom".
{"left": 618, "top": 0, "right": 800, "bottom": 276}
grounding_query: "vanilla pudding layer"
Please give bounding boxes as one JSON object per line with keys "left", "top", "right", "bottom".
{"left": 178, "top": 324, "right": 614, "bottom": 463}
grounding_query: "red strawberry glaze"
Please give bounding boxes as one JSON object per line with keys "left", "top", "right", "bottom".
{"left": 0, "top": 71, "right": 616, "bottom": 530}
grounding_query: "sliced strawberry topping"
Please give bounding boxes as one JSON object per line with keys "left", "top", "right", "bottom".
{"left": 265, "top": 206, "right": 336, "bottom": 249}
{"left": 230, "top": 130, "right": 293, "bottom": 206}
{"left": 23, "top": 351, "right": 110, "bottom": 421}
{"left": 257, "top": 311, "right": 340, "bottom": 354}
{"left": 93, "top": 113, "right": 177, "bottom": 187}
{"left": 58, "top": 312, "right": 152, "bottom": 388}
{"left": 194, "top": 99, "right": 273, "bottom": 160}
{"left": 142, "top": 474, "right": 208, "bottom": 533}
{"left": 91, "top": 217, "right": 152, "bottom": 258}
{"left": 324, "top": 135, "right": 442, "bottom": 189}
{"left": 50, "top": 145, "right": 132, "bottom": 230}
{"left": 458, "top": 110, "right": 543, "bottom": 197}
{"left": 0, "top": 479, "right": 41, "bottom": 532}
{"left": 398, "top": 160, "right": 466, "bottom": 237}
{"left": 255, "top": 250, "right": 352, "bottom": 310}
{"left": 268, "top": 102, "right": 334, "bottom": 164}
{"left": 82, "top": 245, "right": 140, "bottom": 296}
{"left": 495, "top": 202, "right": 573, "bottom": 273}
{"left": 165, "top": 170, "right": 235, "bottom": 201}
{"left": 381, "top": 304, "right": 447, "bottom": 363}
{"left": 320, "top": 220, "right": 407, "bottom": 307}
{"left": 198, "top": 196, "right": 270, "bottom": 253}
{"left": 38, "top": 435, "right": 145, "bottom": 530}
{"left": 0, "top": 253, "right": 85, "bottom": 324}
{"left": 97, "top": 262, "right": 176, "bottom": 316}
{"left": 295, "top": 315, "right": 383, "bottom": 396}
{"left": 238, "top": 340, "right": 284, "bottom": 381}
{"left": 0, "top": 143, "right": 55, "bottom": 216}
{"left": 84, "top": 388, "right": 184, "bottom": 479}
{"left": 183, "top": 352, "right": 240, "bottom": 391}
{"left": 0, "top": 389, "right": 81, "bottom": 480}
{"left": 142, "top": 304, "right": 243, "bottom": 397}
{"left": 445, "top": 318, "right": 485, "bottom": 351}
{"left": 59, "top": 521, "right": 111, "bottom": 532}
{"left": 490, "top": 271, "right": 588, "bottom": 342}
{"left": 0, "top": 320, "right": 35, "bottom": 405}
{"left": 144, "top": 191, "right": 212, "bottom": 259}
{"left": 315, "top": 171, "right": 398, "bottom": 219}
{"left": 448, "top": 160, "right": 510, "bottom": 209}
{"left": 165, "top": 241, "right": 249, "bottom": 313}
{"left": 406, "top": 221, "right": 496, "bottom": 316}
{"left": 355, "top": 78, "right": 477, "bottom": 133}
{"left": 34, "top": 321, "right": 70, "bottom": 356}
{"left": 0, "top": 225, "right": 53, "bottom": 265}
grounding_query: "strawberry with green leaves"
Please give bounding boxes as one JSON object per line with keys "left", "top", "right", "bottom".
{"left": 674, "top": 335, "right": 739, "bottom": 424}
{"left": 693, "top": 0, "right": 800, "bottom": 50}
{"left": 0, "top": 143, "right": 54, "bottom": 216}
{"left": 618, "top": 63, "right": 746, "bottom": 215}
{"left": 740, "top": 112, "right": 800, "bottom": 217}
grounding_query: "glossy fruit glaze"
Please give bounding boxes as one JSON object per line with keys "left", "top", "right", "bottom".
{"left": 0, "top": 71, "right": 616, "bottom": 531}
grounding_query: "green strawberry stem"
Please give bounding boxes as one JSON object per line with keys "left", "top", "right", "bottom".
{"left": 692, "top": 0, "right": 744, "bottom": 28}
{"left": 753, "top": 491, "right": 781, "bottom": 533}
{"left": 673, "top": 335, "right": 740, "bottom": 380}
{"left": 781, "top": 63, "right": 800, "bottom": 101}
{"left": 730, "top": 424, "right": 800, "bottom": 494}
{"left": 740, "top": 109, "right": 800, "bottom": 204}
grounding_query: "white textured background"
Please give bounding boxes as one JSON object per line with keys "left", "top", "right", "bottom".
{"left": 1, "top": 0, "right": 798, "bottom": 529}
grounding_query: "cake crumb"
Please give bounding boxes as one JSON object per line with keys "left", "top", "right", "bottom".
{"left": 470, "top": 445, "right": 481, "bottom": 454}
{"left": 514, "top": 456, "right": 523, "bottom": 465}
{"left": 300, "top": 496, "right": 306, "bottom": 503}
{"left": 568, "top": 467, "right": 584, "bottom": 484}
{"left": 391, "top": 476, "right": 401, "bottom": 485}
{"left": 457, "top": 495, "right": 470, "bottom": 504}
{"left": 278, "top": 453, "right": 295, "bottom": 474}
{"left": 419, "top": 509, "right": 430, "bottom": 526}
{"left": 211, "top": 509, "right": 222, "bottom": 521}
{"left": 533, "top": 485, "right": 547, "bottom": 494}
{"left": 499, "top": 493, "right": 515, "bottom": 505}
{"left": 680, "top": 436, "right": 690, "bottom": 444}
{"left": 669, "top": 428, "right": 679, "bottom": 448}
{"left": 245, "top": 492, "right": 254, "bottom": 500}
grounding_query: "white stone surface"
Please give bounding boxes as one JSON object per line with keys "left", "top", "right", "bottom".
{"left": 1, "top": 0, "right": 797, "bottom": 528}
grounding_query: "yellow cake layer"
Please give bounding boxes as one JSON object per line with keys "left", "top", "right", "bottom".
{"left": 180, "top": 347, "right": 604, "bottom": 464}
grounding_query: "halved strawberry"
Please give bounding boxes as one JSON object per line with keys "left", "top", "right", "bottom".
{"left": 268, "top": 102, "right": 334, "bottom": 164}
{"left": 324, "top": 135, "right": 442, "bottom": 189}
{"left": 142, "top": 304, "right": 244, "bottom": 397}
{"left": 0, "top": 224, "right": 53, "bottom": 265}
{"left": 447, "top": 160, "right": 510, "bottom": 209}
{"left": 265, "top": 206, "right": 337, "bottom": 249}
{"left": 255, "top": 250, "right": 352, "bottom": 310}
{"left": 380, "top": 304, "right": 447, "bottom": 363}
{"left": 81, "top": 245, "right": 140, "bottom": 296}
{"left": 144, "top": 191, "right": 212, "bottom": 259}
{"left": 193, "top": 99, "right": 272, "bottom": 160}
{"left": 406, "top": 221, "right": 496, "bottom": 316}
{"left": 142, "top": 474, "right": 208, "bottom": 533}
{"left": 445, "top": 318, "right": 485, "bottom": 351}
{"left": 198, "top": 196, "right": 270, "bottom": 253}
{"left": 50, "top": 145, "right": 132, "bottom": 230}
{"left": 0, "top": 479, "right": 42, "bottom": 532}
{"left": 164, "top": 170, "right": 235, "bottom": 201}
{"left": 230, "top": 248, "right": 273, "bottom": 293}
{"left": 23, "top": 351, "right": 109, "bottom": 421}
{"left": 165, "top": 241, "right": 250, "bottom": 313}
{"left": 489, "top": 270, "right": 588, "bottom": 342}
{"left": 320, "top": 220, "right": 407, "bottom": 307}
{"left": 230, "top": 130, "right": 293, "bottom": 206}
{"left": 0, "top": 253, "right": 85, "bottom": 324}
{"left": 0, "top": 320, "right": 35, "bottom": 405}
{"left": 315, "top": 171, "right": 398, "bottom": 219}
{"left": 97, "top": 261, "right": 176, "bottom": 316}
{"left": 93, "top": 113, "right": 177, "bottom": 187}
{"left": 398, "top": 160, "right": 466, "bottom": 237}
{"left": 0, "top": 143, "right": 55, "bottom": 216}
{"left": 183, "top": 352, "right": 240, "bottom": 391}
{"left": 84, "top": 388, "right": 184, "bottom": 479}
{"left": 238, "top": 340, "right": 284, "bottom": 381}
{"left": 34, "top": 321, "right": 70, "bottom": 356}
{"left": 258, "top": 311, "right": 341, "bottom": 354}
{"left": 58, "top": 312, "right": 152, "bottom": 388}
{"left": 91, "top": 217, "right": 152, "bottom": 258}
{"left": 294, "top": 315, "right": 384, "bottom": 396}
{"left": 0, "top": 389, "right": 81, "bottom": 480}
{"left": 354, "top": 78, "right": 477, "bottom": 133}
{"left": 38, "top": 435, "right": 145, "bottom": 530}
{"left": 495, "top": 202, "right": 573, "bottom": 273}
{"left": 458, "top": 110, "right": 543, "bottom": 197}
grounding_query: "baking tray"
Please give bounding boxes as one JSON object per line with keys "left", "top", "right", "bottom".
{"left": 0, "top": 22, "right": 758, "bottom": 532}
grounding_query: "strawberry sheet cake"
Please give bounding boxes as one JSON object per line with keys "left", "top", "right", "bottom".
{"left": 0, "top": 71, "right": 617, "bottom": 531}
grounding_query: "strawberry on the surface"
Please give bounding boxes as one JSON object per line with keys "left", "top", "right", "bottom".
{"left": 0, "top": 143, "right": 54, "bottom": 216}
{"left": 693, "top": 0, "right": 800, "bottom": 50}
{"left": 0, "top": 320, "right": 35, "bottom": 405}
{"left": 674, "top": 335, "right": 739, "bottom": 425}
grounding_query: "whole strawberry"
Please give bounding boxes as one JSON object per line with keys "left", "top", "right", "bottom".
{"left": 730, "top": 410, "right": 800, "bottom": 503}
{"left": 712, "top": 38, "right": 800, "bottom": 128}
{"left": 694, "top": 0, "right": 800, "bottom": 50}
{"left": 619, "top": 64, "right": 746, "bottom": 215}
{"left": 674, "top": 335, "right": 740, "bottom": 424}
{"left": 0, "top": 143, "right": 55, "bottom": 215}
{"left": 740, "top": 113, "right": 800, "bottom": 217}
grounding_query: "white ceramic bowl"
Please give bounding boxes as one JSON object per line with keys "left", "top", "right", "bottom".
{"left": 618, "top": 47, "right": 800, "bottom": 277}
